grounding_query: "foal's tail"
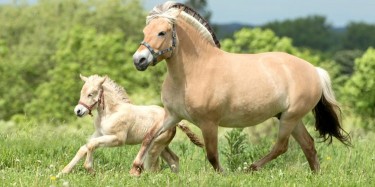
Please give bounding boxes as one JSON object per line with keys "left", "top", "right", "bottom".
{"left": 313, "top": 67, "right": 351, "bottom": 146}
{"left": 177, "top": 122, "right": 205, "bottom": 147}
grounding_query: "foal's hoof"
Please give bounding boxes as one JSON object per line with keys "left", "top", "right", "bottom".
{"left": 129, "top": 166, "right": 142, "bottom": 177}
{"left": 85, "top": 168, "right": 96, "bottom": 175}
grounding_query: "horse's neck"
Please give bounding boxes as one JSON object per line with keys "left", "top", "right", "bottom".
{"left": 166, "top": 20, "right": 219, "bottom": 81}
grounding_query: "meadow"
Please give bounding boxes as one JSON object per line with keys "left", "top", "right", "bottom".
{"left": 1, "top": 117, "right": 374, "bottom": 187}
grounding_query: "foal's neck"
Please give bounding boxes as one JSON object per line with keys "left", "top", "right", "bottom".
{"left": 96, "top": 88, "right": 123, "bottom": 116}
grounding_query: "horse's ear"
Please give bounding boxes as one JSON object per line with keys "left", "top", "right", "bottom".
{"left": 80, "top": 74, "right": 88, "bottom": 82}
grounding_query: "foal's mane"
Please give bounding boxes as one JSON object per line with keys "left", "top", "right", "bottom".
{"left": 89, "top": 75, "right": 131, "bottom": 103}
{"left": 147, "top": 1, "right": 221, "bottom": 48}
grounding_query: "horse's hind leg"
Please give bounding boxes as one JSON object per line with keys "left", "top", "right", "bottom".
{"left": 250, "top": 116, "right": 299, "bottom": 171}
{"left": 160, "top": 146, "right": 179, "bottom": 172}
{"left": 291, "top": 121, "right": 320, "bottom": 172}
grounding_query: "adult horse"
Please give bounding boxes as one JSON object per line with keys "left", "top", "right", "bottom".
{"left": 131, "top": 1, "right": 350, "bottom": 176}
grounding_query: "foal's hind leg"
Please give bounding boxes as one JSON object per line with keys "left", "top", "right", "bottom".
{"left": 160, "top": 146, "right": 179, "bottom": 172}
{"left": 291, "top": 121, "right": 320, "bottom": 172}
{"left": 250, "top": 117, "right": 299, "bottom": 171}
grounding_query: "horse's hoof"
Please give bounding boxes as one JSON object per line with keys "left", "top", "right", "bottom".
{"left": 170, "top": 164, "right": 179, "bottom": 173}
{"left": 247, "top": 164, "right": 260, "bottom": 172}
{"left": 129, "top": 166, "right": 141, "bottom": 177}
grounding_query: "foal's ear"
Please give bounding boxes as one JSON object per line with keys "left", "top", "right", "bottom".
{"left": 98, "top": 76, "right": 107, "bottom": 86}
{"left": 80, "top": 74, "right": 88, "bottom": 82}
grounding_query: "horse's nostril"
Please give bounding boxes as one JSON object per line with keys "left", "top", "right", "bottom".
{"left": 77, "top": 109, "right": 81, "bottom": 114}
{"left": 139, "top": 57, "right": 146, "bottom": 64}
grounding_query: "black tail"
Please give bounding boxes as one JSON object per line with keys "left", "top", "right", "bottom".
{"left": 314, "top": 67, "right": 351, "bottom": 146}
{"left": 312, "top": 95, "right": 351, "bottom": 146}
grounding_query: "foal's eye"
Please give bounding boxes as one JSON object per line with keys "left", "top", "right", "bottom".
{"left": 158, "top": 31, "right": 166, "bottom": 37}
{"left": 88, "top": 93, "right": 93, "bottom": 97}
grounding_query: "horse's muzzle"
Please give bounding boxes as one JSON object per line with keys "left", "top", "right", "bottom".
{"left": 133, "top": 57, "right": 150, "bottom": 71}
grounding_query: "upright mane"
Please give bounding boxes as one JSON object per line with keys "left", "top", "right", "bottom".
{"left": 147, "top": 1, "right": 221, "bottom": 48}
{"left": 88, "top": 75, "right": 131, "bottom": 103}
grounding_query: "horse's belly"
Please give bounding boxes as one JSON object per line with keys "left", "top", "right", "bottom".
{"left": 218, "top": 111, "right": 277, "bottom": 128}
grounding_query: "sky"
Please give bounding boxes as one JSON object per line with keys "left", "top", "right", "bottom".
{"left": 143, "top": 0, "right": 375, "bottom": 27}
{"left": 1, "top": 0, "right": 374, "bottom": 27}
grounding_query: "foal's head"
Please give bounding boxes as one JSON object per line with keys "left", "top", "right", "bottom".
{"left": 74, "top": 74, "right": 106, "bottom": 117}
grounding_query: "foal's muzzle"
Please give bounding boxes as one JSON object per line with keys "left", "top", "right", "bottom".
{"left": 74, "top": 104, "right": 88, "bottom": 117}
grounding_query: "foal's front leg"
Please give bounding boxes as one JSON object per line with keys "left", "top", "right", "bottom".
{"left": 59, "top": 132, "right": 101, "bottom": 175}
{"left": 84, "top": 135, "right": 122, "bottom": 173}
{"left": 60, "top": 145, "right": 89, "bottom": 175}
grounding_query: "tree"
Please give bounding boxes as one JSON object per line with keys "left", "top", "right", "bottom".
{"left": 24, "top": 26, "right": 166, "bottom": 123}
{"left": 0, "top": 0, "right": 146, "bottom": 121}
{"left": 333, "top": 50, "right": 363, "bottom": 76}
{"left": 262, "top": 15, "right": 337, "bottom": 51}
{"left": 341, "top": 48, "right": 375, "bottom": 122}
{"left": 342, "top": 22, "right": 375, "bottom": 50}
{"left": 221, "top": 27, "right": 321, "bottom": 65}
{"left": 184, "top": 0, "right": 211, "bottom": 21}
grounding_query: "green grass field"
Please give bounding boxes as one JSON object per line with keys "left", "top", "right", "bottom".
{"left": 1, "top": 118, "right": 374, "bottom": 187}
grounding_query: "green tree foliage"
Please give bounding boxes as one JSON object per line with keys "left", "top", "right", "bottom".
{"left": 0, "top": 0, "right": 151, "bottom": 121}
{"left": 221, "top": 28, "right": 321, "bottom": 65}
{"left": 23, "top": 26, "right": 166, "bottom": 123}
{"left": 342, "top": 22, "right": 375, "bottom": 50}
{"left": 262, "top": 15, "right": 337, "bottom": 51}
{"left": 333, "top": 50, "right": 363, "bottom": 76}
{"left": 342, "top": 48, "right": 375, "bottom": 120}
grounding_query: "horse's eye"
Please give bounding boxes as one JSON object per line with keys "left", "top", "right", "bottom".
{"left": 158, "top": 31, "right": 166, "bottom": 37}
{"left": 88, "top": 93, "right": 93, "bottom": 97}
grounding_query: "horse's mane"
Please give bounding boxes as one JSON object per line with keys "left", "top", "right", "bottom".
{"left": 147, "top": 1, "right": 221, "bottom": 48}
{"left": 88, "top": 75, "right": 131, "bottom": 103}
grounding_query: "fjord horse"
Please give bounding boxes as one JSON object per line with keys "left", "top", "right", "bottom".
{"left": 131, "top": 1, "right": 350, "bottom": 176}
{"left": 59, "top": 74, "right": 203, "bottom": 176}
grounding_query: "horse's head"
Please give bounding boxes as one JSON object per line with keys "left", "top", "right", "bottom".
{"left": 75, "top": 74, "right": 106, "bottom": 117}
{"left": 133, "top": 15, "right": 178, "bottom": 71}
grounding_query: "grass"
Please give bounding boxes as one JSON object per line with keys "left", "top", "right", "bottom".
{"left": 0, "top": 118, "right": 374, "bottom": 187}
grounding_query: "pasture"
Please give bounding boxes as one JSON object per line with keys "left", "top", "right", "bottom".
{"left": 1, "top": 118, "right": 373, "bottom": 186}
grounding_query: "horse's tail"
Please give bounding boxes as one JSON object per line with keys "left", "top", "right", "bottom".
{"left": 177, "top": 122, "right": 204, "bottom": 148}
{"left": 313, "top": 67, "right": 351, "bottom": 146}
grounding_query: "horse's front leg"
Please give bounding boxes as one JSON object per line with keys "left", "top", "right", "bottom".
{"left": 201, "top": 122, "right": 223, "bottom": 172}
{"left": 130, "top": 116, "right": 179, "bottom": 177}
{"left": 84, "top": 135, "right": 123, "bottom": 174}
{"left": 59, "top": 145, "right": 89, "bottom": 176}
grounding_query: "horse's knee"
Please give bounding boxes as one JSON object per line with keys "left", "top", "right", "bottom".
{"left": 272, "top": 143, "right": 288, "bottom": 158}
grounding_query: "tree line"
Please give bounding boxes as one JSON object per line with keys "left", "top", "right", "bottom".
{"left": 0, "top": 0, "right": 373, "bottom": 129}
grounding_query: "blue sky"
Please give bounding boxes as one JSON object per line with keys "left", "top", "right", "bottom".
{"left": 144, "top": 0, "right": 375, "bottom": 27}
{"left": 1, "top": 0, "right": 374, "bottom": 27}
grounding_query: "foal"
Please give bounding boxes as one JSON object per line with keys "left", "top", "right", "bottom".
{"left": 59, "top": 74, "right": 203, "bottom": 175}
